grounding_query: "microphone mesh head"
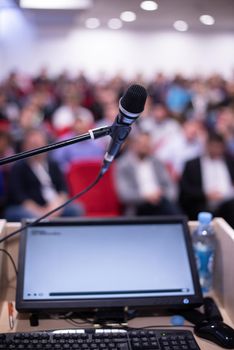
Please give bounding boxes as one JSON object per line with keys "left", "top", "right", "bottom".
{"left": 121, "top": 84, "right": 147, "bottom": 114}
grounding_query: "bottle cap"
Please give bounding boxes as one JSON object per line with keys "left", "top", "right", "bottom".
{"left": 198, "top": 212, "right": 213, "bottom": 225}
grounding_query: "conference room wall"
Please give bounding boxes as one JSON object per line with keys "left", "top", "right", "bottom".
{"left": 0, "top": 7, "right": 234, "bottom": 79}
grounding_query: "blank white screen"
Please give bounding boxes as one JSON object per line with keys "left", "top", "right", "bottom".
{"left": 23, "top": 223, "right": 195, "bottom": 301}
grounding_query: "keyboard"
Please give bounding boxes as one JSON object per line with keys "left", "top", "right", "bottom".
{"left": 0, "top": 328, "right": 201, "bottom": 350}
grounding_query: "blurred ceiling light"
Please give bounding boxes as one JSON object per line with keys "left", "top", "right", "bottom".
{"left": 108, "top": 18, "right": 122, "bottom": 30}
{"left": 140, "top": 1, "right": 158, "bottom": 11}
{"left": 199, "top": 14, "right": 215, "bottom": 25}
{"left": 85, "top": 17, "right": 100, "bottom": 29}
{"left": 173, "top": 20, "right": 188, "bottom": 32}
{"left": 0, "top": 0, "right": 16, "bottom": 8}
{"left": 20, "top": 0, "right": 93, "bottom": 10}
{"left": 120, "top": 11, "right": 136, "bottom": 22}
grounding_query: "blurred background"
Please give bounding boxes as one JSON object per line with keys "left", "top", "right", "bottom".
{"left": 0, "top": 0, "right": 234, "bottom": 226}
{"left": 1, "top": 0, "right": 234, "bottom": 78}
{"left": 0, "top": 0, "right": 234, "bottom": 79}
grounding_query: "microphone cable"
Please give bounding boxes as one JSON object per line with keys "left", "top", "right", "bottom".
{"left": 0, "top": 168, "right": 104, "bottom": 245}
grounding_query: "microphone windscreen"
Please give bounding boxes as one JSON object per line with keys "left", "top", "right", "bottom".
{"left": 121, "top": 84, "right": 147, "bottom": 114}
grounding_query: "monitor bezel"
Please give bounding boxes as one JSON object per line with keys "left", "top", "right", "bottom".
{"left": 16, "top": 216, "right": 203, "bottom": 313}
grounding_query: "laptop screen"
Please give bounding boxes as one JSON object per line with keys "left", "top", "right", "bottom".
{"left": 16, "top": 217, "right": 202, "bottom": 312}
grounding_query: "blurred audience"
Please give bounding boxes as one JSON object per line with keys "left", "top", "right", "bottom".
{"left": 52, "top": 82, "right": 93, "bottom": 135}
{"left": 215, "top": 106, "right": 234, "bottom": 155}
{"left": 159, "top": 120, "right": 206, "bottom": 179}
{"left": 5, "top": 129, "right": 83, "bottom": 221}
{"left": 139, "top": 102, "right": 182, "bottom": 164}
{"left": 148, "top": 73, "right": 168, "bottom": 105}
{"left": 166, "top": 75, "right": 191, "bottom": 120}
{"left": 179, "top": 132, "right": 234, "bottom": 227}
{"left": 95, "top": 101, "right": 119, "bottom": 150}
{"left": 90, "top": 86, "right": 119, "bottom": 122}
{"left": 115, "top": 131, "right": 180, "bottom": 216}
{"left": 52, "top": 110, "right": 104, "bottom": 173}
{"left": 0, "top": 69, "right": 234, "bottom": 223}
{"left": 11, "top": 102, "right": 46, "bottom": 151}
{"left": 0, "top": 131, "right": 13, "bottom": 215}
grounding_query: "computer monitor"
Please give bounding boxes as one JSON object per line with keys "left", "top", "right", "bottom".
{"left": 16, "top": 217, "right": 203, "bottom": 314}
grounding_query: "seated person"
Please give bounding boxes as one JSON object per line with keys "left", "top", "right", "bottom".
{"left": 139, "top": 102, "right": 182, "bottom": 156}
{"left": 179, "top": 132, "right": 234, "bottom": 227}
{"left": 157, "top": 120, "right": 206, "bottom": 180}
{"left": 115, "top": 130, "right": 180, "bottom": 216}
{"left": 52, "top": 85, "right": 93, "bottom": 136}
{"left": 52, "top": 111, "right": 104, "bottom": 173}
{"left": 5, "top": 128, "right": 83, "bottom": 221}
{"left": 0, "top": 130, "right": 13, "bottom": 217}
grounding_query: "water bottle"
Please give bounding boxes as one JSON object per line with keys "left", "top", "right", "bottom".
{"left": 192, "top": 212, "right": 216, "bottom": 293}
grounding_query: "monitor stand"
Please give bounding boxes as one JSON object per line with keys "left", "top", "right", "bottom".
{"left": 28, "top": 307, "right": 136, "bottom": 327}
{"left": 29, "top": 313, "right": 40, "bottom": 327}
{"left": 94, "top": 307, "right": 130, "bottom": 326}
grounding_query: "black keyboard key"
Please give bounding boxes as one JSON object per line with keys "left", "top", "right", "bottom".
{"left": 142, "top": 341, "right": 150, "bottom": 347}
{"left": 171, "top": 340, "right": 178, "bottom": 345}
{"left": 141, "top": 337, "right": 148, "bottom": 342}
{"left": 151, "top": 341, "right": 159, "bottom": 348}
{"left": 113, "top": 338, "right": 127, "bottom": 343}
{"left": 188, "top": 340, "right": 198, "bottom": 349}
{"left": 178, "top": 335, "right": 185, "bottom": 340}
{"left": 132, "top": 341, "right": 141, "bottom": 348}
{"left": 162, "top": 341, "right": 169, "bottom": 346}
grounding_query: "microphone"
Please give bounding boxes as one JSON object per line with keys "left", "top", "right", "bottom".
{"left": 102, "top": 84, "right": 147, "bottom": 174}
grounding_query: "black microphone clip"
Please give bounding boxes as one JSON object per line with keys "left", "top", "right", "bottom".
{"left": 101, "top": 120, "right": 131, "bottom": 175}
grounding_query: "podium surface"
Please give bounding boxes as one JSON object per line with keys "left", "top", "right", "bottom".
{"left": 0, "top": 218, "right": 234, "bottom": 350}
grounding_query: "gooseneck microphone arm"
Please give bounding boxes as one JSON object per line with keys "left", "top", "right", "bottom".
{"left": 0, "top": 126, "right": 111, "bottom": 167}
{"left": 0, "top": 85, "right": 147, "bottom": 169}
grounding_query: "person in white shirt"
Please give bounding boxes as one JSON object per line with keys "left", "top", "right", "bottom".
{"left": 139, "top": 102, "right": 183, "bottom": 163}
{"left": 159, "top": 120, "right": 205, "bottom": 180}
{"left": 52, "top": 85, "right": 93, "bottom": 135}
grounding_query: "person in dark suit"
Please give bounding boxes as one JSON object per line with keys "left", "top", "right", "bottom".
{"left": 5, "top": 128, "right": 83, "bottom": 221}
{"left": 179, "top": 132, "right": 234, "bottom": 227}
